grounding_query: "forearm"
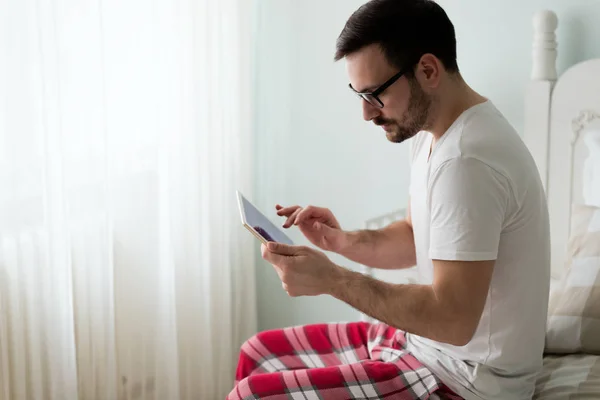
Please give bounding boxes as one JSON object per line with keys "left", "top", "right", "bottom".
{"left": 338, "top": 220, "right": 416, "bottom": 270}
{"left": 329, "top": 267, "right": 473, "bottom": 346}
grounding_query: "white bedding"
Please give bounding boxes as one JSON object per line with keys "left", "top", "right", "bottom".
{"left": 535, "top": 354, "right": 600, "bottom": 399}
{"left": 549, "top": 277, "right": 562, "bottom": 292}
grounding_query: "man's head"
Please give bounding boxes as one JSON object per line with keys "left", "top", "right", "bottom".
{"left": 335, "top": 0, "right": 459, "bottom": 143}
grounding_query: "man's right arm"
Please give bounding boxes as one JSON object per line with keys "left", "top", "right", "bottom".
{"left": 337, "top": 200, "right": 416, "bottom": 270}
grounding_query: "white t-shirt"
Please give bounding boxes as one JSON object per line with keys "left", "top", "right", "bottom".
{"left": 405, "top": 101, "right": 551, "bottom": 400}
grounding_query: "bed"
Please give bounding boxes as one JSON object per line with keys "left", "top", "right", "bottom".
{"left": 362, "top": 9, "right": 600, "bottom": 399}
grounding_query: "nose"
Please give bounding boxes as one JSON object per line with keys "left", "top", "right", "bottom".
{"left": 362, "top": 99, "right": 380, "bottom": 122}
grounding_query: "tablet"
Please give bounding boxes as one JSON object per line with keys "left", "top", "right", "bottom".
{"left": 236, "top": 190, "right": 294, "bottom": 245}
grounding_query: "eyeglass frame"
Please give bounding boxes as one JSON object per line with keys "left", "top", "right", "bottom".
{"left": 348, "top": 66, "right": 410, "bottom": 108}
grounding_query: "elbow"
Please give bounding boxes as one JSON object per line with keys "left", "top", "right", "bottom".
{"left": 446, "top": 333, "right": 474, "bottom": 347}
{"left": 439, "top": 322, "right": 477, "bottom": 347}
{"left": 430, "top": 299, "right": 481, "bottom": 346}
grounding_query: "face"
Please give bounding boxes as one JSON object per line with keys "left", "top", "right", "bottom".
{"left": 346, "top": 44, "right": 434, "bottom": 143}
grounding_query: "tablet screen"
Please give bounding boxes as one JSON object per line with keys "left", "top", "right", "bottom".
{"left": 237, "top": 191, "right": 294, "bottom": 245}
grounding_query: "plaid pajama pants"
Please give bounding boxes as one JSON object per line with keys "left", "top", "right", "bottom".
{"left": 227, "top": 322, "right": 462, "bottom": 400}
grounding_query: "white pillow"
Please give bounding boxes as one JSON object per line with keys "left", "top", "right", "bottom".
{"left": 545, "top": 205, "right": 600, "bottom": 355}
{"left": 583, "top": 130, "right": 600, "bottom": 207}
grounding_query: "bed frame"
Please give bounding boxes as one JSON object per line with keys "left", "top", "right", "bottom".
{"left": 525, "top": 11, "right": 600, "bottom": 280}
{"left": 362, "top": 8, "right": 600, "bottom": 290}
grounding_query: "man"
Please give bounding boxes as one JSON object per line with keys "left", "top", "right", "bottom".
{"left": 228, "top": 0, "right": 550, "bottom": 399}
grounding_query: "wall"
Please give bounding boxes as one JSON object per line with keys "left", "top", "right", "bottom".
{"left": 252, "top": 0, "right": 600, "bottom": 332}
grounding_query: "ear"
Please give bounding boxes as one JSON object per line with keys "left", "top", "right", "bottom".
{"left": 414, "top": 53, "right": 442, "bottom": 90}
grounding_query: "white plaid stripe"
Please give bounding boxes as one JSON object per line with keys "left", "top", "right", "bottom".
{"left": 332, "top": 324, "right": 362, "bottom": 364}
{"left": 336, "top": 346, "right": 360, "bottom": 364}
{"left": 286, "top": 327, "right": 329, "bottom": 369}
{"left": 367, "top": 333, "right": 386, "bottom": 355}
{"left": 297, "top": 350, "right": 326, "bottom": 369}
{"left": 288, "top": 388, "right": 321, "bottom": 400}
{"left": 376, "top": 346, "right": 407, "bottom": 363}
{"left": 257, "top": 354, "right": 287, "bottom": 372}
{"left": 349, "top": 360, "right": 385, "bottom": 399}
{"left": 400, "top": 366, "right": 437, "bottom": 399}
{"left": 246, "top": 335, "right": 290, "bottom": 373}
{"left": 280, "top": 370, "right": 323, "bottom": 400}
{"left": 346, "top": 381, "right": 379, "bottom": 399}
{"left": 242, "top": 338, "right": 269, "bottom": 362}
{"left": 416, "top": 368, "right": 440, "bottom": 398}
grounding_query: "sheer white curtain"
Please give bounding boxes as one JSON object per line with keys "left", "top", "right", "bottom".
{"left": 0, "top": 0, "right": 257, "bottom": 398}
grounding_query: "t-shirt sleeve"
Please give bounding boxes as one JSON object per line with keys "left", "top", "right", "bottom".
{"left": 428, "top": 157, "right": 509, "bottom": 261}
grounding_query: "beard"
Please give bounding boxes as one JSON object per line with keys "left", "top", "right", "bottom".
{"left": 375, "top": 79, "right": 433, "bottom": 144}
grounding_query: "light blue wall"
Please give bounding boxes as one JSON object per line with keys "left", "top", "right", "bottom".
{"left": 252, "top": 0, "right": 600, "bottom": 332}
{"left": 438, "top": 0, "right": 600, "bottom": 134}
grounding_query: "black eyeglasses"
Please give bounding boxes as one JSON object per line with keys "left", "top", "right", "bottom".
{"left": 349, "top": 68, "right": 407, "bottom": 108}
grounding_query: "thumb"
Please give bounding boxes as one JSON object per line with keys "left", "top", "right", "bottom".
{"left": 267, "top": 242, "right": 300, "bottom": 256}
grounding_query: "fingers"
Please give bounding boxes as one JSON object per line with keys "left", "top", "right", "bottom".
{"left": 261, "top": 243, "right": 294, "bottom": 266}
{"left": 294, "top": 206, "right": 317, "bottom": 225}
{"left": 276, "top": 205, "right": 301, "bottom": 217}
{"left": 277, "top": 205, "right": 304, "bottom": 228}
{"left": 276, "top": 204, "right": 335, "bottom": 230}
{"left": 294, "top": 206, "right": 324, "bottom": 225}
{"left": 283, "top": 208, "right": 302, "bottom": 228}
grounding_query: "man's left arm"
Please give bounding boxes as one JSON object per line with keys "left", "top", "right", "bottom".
{"left": 262, "top": 240, "right": 495, "bottom": 346}
{"left": 329, "top": 259, "right": 494, "bottom": 346}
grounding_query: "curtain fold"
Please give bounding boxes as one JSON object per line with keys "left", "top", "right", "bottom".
{"left": 0, "top": 0, "right": 257, "bottom": 398}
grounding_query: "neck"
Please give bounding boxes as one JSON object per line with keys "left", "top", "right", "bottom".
{"left": 427, "top": 78, "right": 487, "bottom": 143}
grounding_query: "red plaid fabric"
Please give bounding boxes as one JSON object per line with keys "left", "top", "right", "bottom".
{"left": 227, "top": 322, "right": 462, "bottom": 400}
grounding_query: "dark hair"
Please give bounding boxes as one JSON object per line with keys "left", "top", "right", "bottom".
{"left": 334, "top": 0, "right": 459, "bottom": 75}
